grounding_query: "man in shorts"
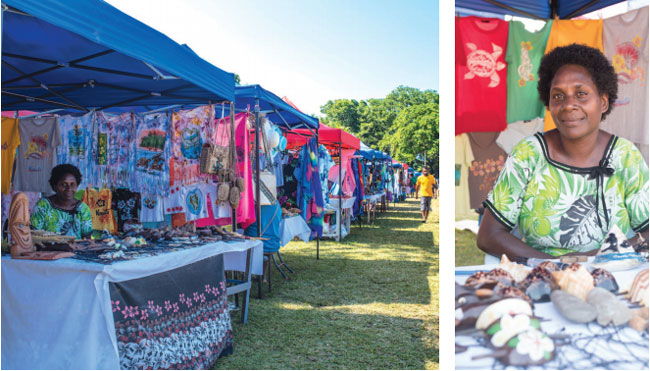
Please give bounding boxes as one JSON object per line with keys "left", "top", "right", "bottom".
{"left": 415, "top": 166, "right": 436, "bottom": 223}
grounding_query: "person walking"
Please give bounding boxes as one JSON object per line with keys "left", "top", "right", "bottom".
{"left": 410, "top": 172, "right": 418, "bottom": 198}
{"left": 415, "top": 166, "right": 436, "bottom": 223}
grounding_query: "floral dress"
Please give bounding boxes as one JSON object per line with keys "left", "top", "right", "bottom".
{"left": 485, "top": 133, "right": 649, "bottom": 256}
{"left": 31, "top": 198, "right": 93, "bottom": 239}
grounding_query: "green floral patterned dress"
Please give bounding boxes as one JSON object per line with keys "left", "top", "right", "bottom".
{"left": 31, "top": 198, "right": 93, "bottom": 239}
{"left": 485, "top": 133, "right": 649, "bottom": 257}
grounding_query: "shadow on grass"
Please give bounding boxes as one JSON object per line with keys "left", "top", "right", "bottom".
{"left": 216, "top": 304, "right": 436, "bottom": 370}
{"left": 216, "top": 198, "right": 439, "bottom": 369}
{"left": 261, "top": 257, "right": 432, "bottom": 306}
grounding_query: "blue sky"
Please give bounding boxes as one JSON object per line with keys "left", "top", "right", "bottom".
{"left": 106, "top": 0, "right": 438, "bottom": 116}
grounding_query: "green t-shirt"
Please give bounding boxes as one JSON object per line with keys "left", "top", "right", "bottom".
{"left": 505, "top": 20, "right": 553, "bottom": 123}
{"left": 485, "top": 133, "right": 649, "bottom": 256}
{"left": 31, "top": 198, "right": 93, "bottom": 239}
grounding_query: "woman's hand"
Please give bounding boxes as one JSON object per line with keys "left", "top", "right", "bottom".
{"left": 477, "top": 208, "right": 555, "bottom": 261}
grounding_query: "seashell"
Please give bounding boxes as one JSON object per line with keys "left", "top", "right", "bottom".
{"left": 486, "top": 268, "right": 515, "bottom": 287}
{"left": 518, "top": 266, "right": 556, "bottom": 302}
{"left": 465, "top": 269, "right": 514, "bottom": 289}
{"left": 537, "top": 261, "right": 559, "bottom": 273}
{"left": 475, "top": 298, "right": 532, "bottom": 330}
{"left": 495, "top": 285, "right": 533, "bottom": 307}
{"left": 551, "top": 265, "right": 594, "bottom": 301}
{"left": 591, "top": 268, "right": 619, "bottom": 293}
{"left": 498, "top": 254, "right": 531, "bottom": 283}
{"left": 551, "top": 290, "right": 597, "bottom": 323}
{"left": 627, "top": 268, "right": 649, "bottom": 307}
{"left": 465, "top": 271, "right": 489, "bottom": 287}
{"left": 587, "top": 287, "right": 632, "bottom": 326}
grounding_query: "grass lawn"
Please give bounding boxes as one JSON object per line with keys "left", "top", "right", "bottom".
{"left": 455, "top": 229, "right": 484, "bottom": 267}
{"left": 214, "top": 197, "right": 439, "bottom": 370}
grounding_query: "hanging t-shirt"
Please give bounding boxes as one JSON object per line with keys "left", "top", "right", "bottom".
{"left": 455, "top": 134, "right": 475, "bottom": 219}
{"left": 1, "top": 117, "right": 21, "bottom": 194}
{"left": 184, "top": 183, "right": 210, "bottom": 222}
{"left": 82, "top": 188, "right": 116, "bottom": 233}
{"left": 14, "top": 116, "right": 61, "bottom": 193}
{"left": 202, "top": 185, "right": 232, "bottom": 220}
{"left": 506, "top": 20, "right": 552, "bottom": 123}
{"left": 171, "top": 106, "right": 213, "bottom": 185}
{"left": 112, "top": 188, "right": 141, "bottom": 232}
{"left": 163, "top": 185, "right": 187, "bottom": 214}
{"left": 57, "top": 112, "right": 93, "bottom": 189}
{"left": 134, "top": 112, "right": 171, "bottom": 196}
{"left": 543, "top": 19, "right": 604, "bottom": 131}
{"left": 602, "top": 7, "right": 649, "bottom": 163}
{"left": 467, "top": 131, "right": 506, "bottom": 209}
{"left": 140, "top": 194, "right": 164, "bottom": 223}
{"left": 496, "top": 117, "right": 545, "bottom": 154}
{"left": 456, "top": 16, "right": 509, "bottom": 135}
{"left": 93, "top": 112, "right": 134, "bottom": 189}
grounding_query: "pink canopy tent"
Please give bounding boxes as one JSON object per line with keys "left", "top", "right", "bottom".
{"left": 286, "top": 123, "right": 360, "bottom": 150}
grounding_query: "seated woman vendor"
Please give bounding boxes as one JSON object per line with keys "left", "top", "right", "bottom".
{"left": 478, "top": 44, "right": 649, "bottom": 260}
{"left": 31, "top": 164, "right": 92, "bottom": 239}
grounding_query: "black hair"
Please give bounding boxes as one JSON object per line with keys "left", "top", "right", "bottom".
{"left": 49, "top": 164, "right": 82, "bottom": 190}
{"left": 537, "top": 43, "right": 618, "bottom": 120}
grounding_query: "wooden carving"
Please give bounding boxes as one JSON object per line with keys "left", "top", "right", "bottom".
{"left": 9, "top": 192, "right": 34, "bottom": 257}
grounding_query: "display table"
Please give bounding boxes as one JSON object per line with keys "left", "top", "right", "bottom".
{"left": 1, "top": 239, "right": 263, "bottom": 370}
{"left": 455, "top": 262, "right": 649, "bottom": 370}
{"left": 279, "top": 215, "right": 311, "bottom": 247}
{"left": 323, "top": 197, "right": 356, "bottom": 241}
{"left": 363, "top": 193, "right": 382, "bottom": 224}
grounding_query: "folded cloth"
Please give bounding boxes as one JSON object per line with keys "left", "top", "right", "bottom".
{"left": 12, "top": 251, "right": 75, "bottom": 260}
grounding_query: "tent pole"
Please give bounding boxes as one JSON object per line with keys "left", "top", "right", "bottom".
{"left": 230, "top": 102, "right": 237, "bottom": 231}
{"left": 338, "top": 141, "right": 342, "bottom": 242}
{"left": 2, "top": 60, "right": 89, "bottom": 112}
{"left": 2, "top": 91, "right": 87, "bottom": 111}
{"left": 255, "top": 98, "right": 262, "bottom": 238}
{"left": 316, "top": 125, "right": 320, "bottom": 260}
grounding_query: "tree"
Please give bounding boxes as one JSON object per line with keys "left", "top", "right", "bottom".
{"left": 234, "top": 74, "right": 241, "bottom": 85}
{"left": 388, "top": 98, "right": 439, "bottom": 176}
{"left": 318, "top": 86, "right": 439, "bottom": 175}
{"left": 320, "top": 99, "right": 362, "bottom": 133}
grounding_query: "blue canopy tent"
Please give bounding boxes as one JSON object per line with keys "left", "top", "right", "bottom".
{"left": 234, "top": 85, "right": 318, "bottom": 130}
{"left": 455, "top": 0, "right": 626, "bottom": 20}
{"left": 2, "top": 0, "right": 235, "bottom": 112}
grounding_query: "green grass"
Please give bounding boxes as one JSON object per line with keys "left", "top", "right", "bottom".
{"left": 455, "top": 229, "right": 484, "bottom": 267}
{"left": 214, "top": 198, "right": 439, "bottom": 370}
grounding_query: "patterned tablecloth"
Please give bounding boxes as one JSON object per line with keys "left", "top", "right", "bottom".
{"left": 1, "top": 239, "right": 262, "bottom": 369}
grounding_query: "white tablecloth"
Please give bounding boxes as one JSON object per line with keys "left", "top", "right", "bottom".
{"left": 1, "top": 239, "right": 262, "bottom": 370}
{"left": 364, "top": 193, "right": 382, "bottom": 203}
{"left": 455, "top": 262, "right": 649, "bottom": 370}
{"left": 279, "top": 215, "right": 311, "bottom": 247}
{"left": 327, "top": 196, "right": 356, "bottom": 210}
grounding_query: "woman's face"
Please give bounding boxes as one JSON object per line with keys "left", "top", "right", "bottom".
{"left": 54, "top": 173, "right": 78, "bottom": 201}
{"left": 548, "top": 64, "right": 608, "bottom": 141}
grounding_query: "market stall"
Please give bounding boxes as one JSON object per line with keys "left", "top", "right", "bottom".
{"left": 233, "top": 85, "right": 319, "bottom": 288}
{"left": 0, "top": 0, "right": 258, "bottom": 368}
{"left": 286, "top": 123, "right": 361, "bottom": 243}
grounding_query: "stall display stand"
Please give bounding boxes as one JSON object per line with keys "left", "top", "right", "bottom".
{"left": 322, "top": 197, "right": 356, "bottom": 242}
